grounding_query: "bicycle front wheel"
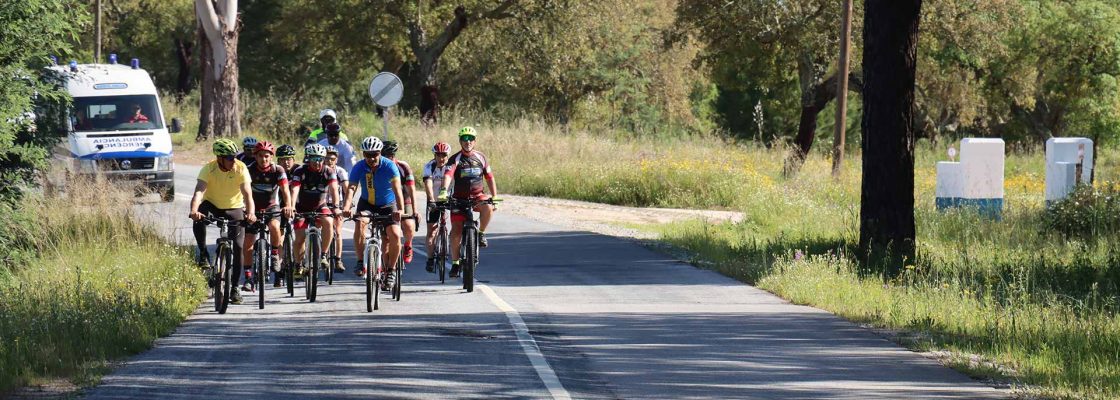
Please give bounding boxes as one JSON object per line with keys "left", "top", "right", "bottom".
{"left": 326, "top": 237, "right": 335, "bottom": 285}
{"left": 365, "top": 242, "right": 380, "bottom": 312}
{"left": 256, "top": 237, "right": 269, "bottom": 309}
{"left": 284, "top": 228, "right": 294, "bottom": 296}
{"left": 218, "top": 244, "right": 233, "bottom": 313}
{"left": 393, "top": 252, "right": 403, "bottom": 301}
{"left": 307, "top": 231, "right": 320, "bottom": 302}
{"left": 463, "top": 230, "right": 476, "bottom": 293}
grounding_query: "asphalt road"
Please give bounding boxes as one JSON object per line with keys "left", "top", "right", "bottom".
{"left": 83, "top": 163, "right": 1008, "bottom": 399}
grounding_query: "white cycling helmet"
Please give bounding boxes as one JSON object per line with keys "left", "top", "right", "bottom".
{"left": 361, "top": 136, "right": 384, "bottom": 152}
{"left": 305, "top": 143, "right": 328, "bottom": 158}
{"left": 319, "top": 109, "right": 337, "bottom": 120}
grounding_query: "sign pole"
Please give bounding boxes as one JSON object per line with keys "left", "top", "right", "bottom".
{"left": 382, "top": 107, "right": 391, "bottom": 141}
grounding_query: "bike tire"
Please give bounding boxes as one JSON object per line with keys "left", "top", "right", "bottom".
{"left": 213, "top": 246, "right": 224, "bottom": 312}
{"left": 463, "top": 230, "right": 476, "bottom": 293}
{"left": 436, "top": 231, "right": 446, "bottom": 284}
{"left": 308, "top": 231, "right": 320, "bottom": 302}
{"left": 284, "top": 227, "right": 294, "bottom": 296}
{"left": 219, "top": 244, "right": 232, "bottom": 313}
{"left": 393, "top": 252, "right": 403, "bottom": 301}
{"left": 366, "top": 242, "right": 380, "bottom": 311}
{"left": 256, "top": 238, "right": 268, "bottom": 309}
{"left": 326, "top": 237, "right": 335, "bottom": 285}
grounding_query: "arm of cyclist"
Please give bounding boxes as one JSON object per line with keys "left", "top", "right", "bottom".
{"left": 392, "top": 178, "right": 404, "bottom": 222}
{"left": 189, "top": 179, "right": 207, "bottom": 221}
{"left": 241, "top": 180, "right": 257, "bottom": 224}
{"left": 485, "top": 170, "right": 499, "bottom": 207}
{"left": 341, "top": 181, "right": 358, "bottom": 218}
{"left": 328, "top": 180, "right": 340, "bottom": 210}
{"left": 279, "top": 180, "right": 294, "bottom": 219}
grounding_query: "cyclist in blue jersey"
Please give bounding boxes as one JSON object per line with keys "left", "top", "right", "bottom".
{"left": 341, "top": 137, "right": 404, "bottom": 289}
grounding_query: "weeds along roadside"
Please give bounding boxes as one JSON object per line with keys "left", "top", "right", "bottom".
{"left": 0, "top": 176, "right": 205, "bottom": 393}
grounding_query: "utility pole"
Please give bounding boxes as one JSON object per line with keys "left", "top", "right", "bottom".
{"left": 95, "top": 0, "right": 102, "bottom": 62}
{"left": 832, "top": 0, "right": 853, "bottom": 178}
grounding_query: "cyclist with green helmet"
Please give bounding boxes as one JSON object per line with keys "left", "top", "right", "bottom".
{"left": 189, "top": 138, "right": 258, "bottom": 305}
{"left": 437, "top": 126, "right": 500, "bottom": 278}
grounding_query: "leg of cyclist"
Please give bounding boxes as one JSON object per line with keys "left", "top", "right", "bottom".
{"left": 353, "top": 216, "right": 367, "bottom": 275}
{"left": 402, "top": 204, "right": 416, "bottom": 263}
{"left": 227, "top": 208, "right": 246, "bottom": 303}
{"left": 384, "top": 223, "right": 403, "bottom": 290}
{"left": 476, "top": 201, "right": 493, "bottom": 248}
{"left": 448, "top": 211, "right": 465, "bottom": 277}
{"left": 317, "top": 213, "right": 334, "bottom": 270}
{"left": 424, "top": 204, "right": 439, "bottom": 272}
{"left": 332, "top": 213, "right": 345, "bottom": 271}
{"left": 241, "top": 227, "right": 257, "bottom": 292}
{"left": 268, "top": 218, "right": 283, "bottom": 272}
{"left": 294, "top": 227, "right": 308, "bottom": 273}
{"left": 191, "top": 201, "right": 220, "bottom": 266}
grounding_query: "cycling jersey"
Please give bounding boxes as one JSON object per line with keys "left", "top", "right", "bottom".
{"left": 235, "top": 152, "right": 253, "bottom": 165}
{"left": 306, "top": 128, "right": 349, "bottom": 144}
{"left": 248, "top": 162, "right": 288, "bottom": 209}
{"left": 199, "top": 159, "right": 252, "bottom": 209}
{"left": 348, "top": 157, "right": 400, "bottom": 207}
{"left": 330, "top": 165, "right": 349, "bottom": 205}
{"left": 289, "top": 164, "right": 337, "bottom": 211}
{"left": 444, "top": 151, "right": 492, "bottom": 199}
{"left": 393, "top": 158, "right": 416, "bottom": 205}
{"left": 317, "top": 138, "right": 357, "bottom": 172}
{"left": 423, "top": 159, "right": 450, "bottom": 197}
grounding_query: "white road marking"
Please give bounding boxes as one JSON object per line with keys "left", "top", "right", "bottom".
{"left": 479, "top": 285, "right": 572, "bottom": 400}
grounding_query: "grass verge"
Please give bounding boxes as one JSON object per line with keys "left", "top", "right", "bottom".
{"left": 0, "top": 179, "right": 206, "bottom": 393}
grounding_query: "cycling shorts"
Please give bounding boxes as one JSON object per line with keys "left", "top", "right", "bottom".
{"left": 357, "top": 202, "right": 398, "bottom": 226}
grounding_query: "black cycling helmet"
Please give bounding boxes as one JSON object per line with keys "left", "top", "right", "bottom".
{"left": 383, "top": 140, "right": 399, "bottom": 157}
{"left": 276, "top": 144, "right": 297, "bottom": 158}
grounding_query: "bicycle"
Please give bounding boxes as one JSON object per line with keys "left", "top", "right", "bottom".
{"left": 430, "top": 202, "right": 451, "bottom": 284}
{"left": 280, "top": 215, "right": 295, "bottom": 296}
{"left": 324, "top": 204, "right": 342, "bottom": 286}
{"left": 447, "top": 197, "right": 500, "bottom": 293}
{"left": 350, "top": 210, "right": 399, "bottom": 312}
{"left": 294, "top": 211, "right": 331, "bottom": 302}
{"left": 248, "top": 210, "right": 283, "bottom": 309}
{"left": 196, "top": 215, "right": 236, "bottom": 314}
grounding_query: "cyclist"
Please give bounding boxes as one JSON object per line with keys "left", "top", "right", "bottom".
{"left": 240, "top": 141, "right": 295, "bottom": 292}
{"left": 422, "top": 141, "right": 452, "bottom": 272}
{"left": 382, "top": 140, "right": 418, "bottom": 264}
{"left": 237, "top": 136, "right": 258, "bottom": 164}
{"left": 274, "top": 144, "right": 300, "bottom": 287}
{"left": 437, "top": 127, "right": 498, "bottom": 278}
{"left": 289, "top": 143, "right": 338, "bottom": 275}
{"left": 306, "top": 109, "right": 349, "bottom": 144}
{"left": 189, "top": 138, "right": 257, "bottom": 305}
{"left": 317, "top": 122, "right": 356, "bottom": 173}
{"left": 341, "top": 137, "right": 404, "bottom": 291}
{"left": 325, "top": 144, "right": 349, "bottom": 272}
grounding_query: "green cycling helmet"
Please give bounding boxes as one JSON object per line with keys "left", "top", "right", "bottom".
{"left": 457, "top": 126, "right": 477, "bottom": 139}
{"left": 276, "top": 144, "right": 297, "bottom": 158}
{"left": 213, "top": 138, "right": 239, "bottom": 157}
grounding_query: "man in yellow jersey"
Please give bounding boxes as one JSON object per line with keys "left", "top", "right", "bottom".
{"left": 189, "top": 138, "right": 258, "bottom": 305}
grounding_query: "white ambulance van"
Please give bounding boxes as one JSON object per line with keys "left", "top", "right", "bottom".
{"left": 46, "top": 56, "right": 177, "bottom": 201}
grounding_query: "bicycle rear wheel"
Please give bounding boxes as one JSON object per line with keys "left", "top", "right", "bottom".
{"left": 463, "top": 230, "right": 476, "bottom": 293}
{"left": 256, "top": 238, "right": 268, "bottom": 309}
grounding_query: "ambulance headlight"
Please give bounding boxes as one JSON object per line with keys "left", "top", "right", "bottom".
{"left": 157, "top": 156, "right": 173, "bottom": 171}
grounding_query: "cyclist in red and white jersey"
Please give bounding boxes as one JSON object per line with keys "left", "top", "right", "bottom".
{"left": 422, "top": 141, "right": 452, "bottom": 272}
{"left": 383, "top": 140, "right": 419, "bottom": 264}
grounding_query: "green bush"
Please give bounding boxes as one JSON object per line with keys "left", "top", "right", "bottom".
{"left": 1044, "top": 183, "right": 1120, "bottom": 238}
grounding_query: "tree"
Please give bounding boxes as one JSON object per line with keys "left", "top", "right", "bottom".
{"left": 195, "top": 0, "right": 240, "bottom": 140}
{"left": 672, "top": 0, "right": 863, "bottom": 174}
{"left": 0, "top": 1, "right": 86, "bottom": 202}
{"left": 95, "top": 0, "right": 196, "bottom": 99}
{"left": 859, "top": 0, "right": 922, "bottom": 277}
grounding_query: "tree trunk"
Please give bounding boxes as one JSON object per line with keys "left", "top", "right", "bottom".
{"left": 859, "top": 0, "right": 923, "bottom": 277}
{"left": 174, "top": 37, "right": 193, "bottom": 102}
{"left": 784, "top": 71, "right": 865, "bottom": 177}
{"left": 211, "top": 32, "right": 241, "bottom": 138}
{"left": 197, "top": 23, "right": 214, "bottom": 140}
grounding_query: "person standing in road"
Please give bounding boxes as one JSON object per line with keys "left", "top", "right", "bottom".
{"left": 306, "top": 109, "right": 349, "bottom": 145}
{"left": 189, "top": 138, "right": 258, "bottom": 305}
{"left": 382, "top": 140, "right": 418, "bottom": 265}
{"left": 437, "top": 127, "right": 499, "bottom": 278}
{"left": 317, "top": 122, "right": 356, "bottom": 173}
{"left": 422, "top": 141, "right": 452, "bottom": 272}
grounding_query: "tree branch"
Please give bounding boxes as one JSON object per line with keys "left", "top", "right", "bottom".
{"left": 480, "top": 0, "right": 519, "bottom": 20}
{"left": 426, "top": 6, "right": 470, "bottom": 60}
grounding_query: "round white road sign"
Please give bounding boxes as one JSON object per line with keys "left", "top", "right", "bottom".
{"left": 369, "top": 72, "right": 404, "bottom": 108}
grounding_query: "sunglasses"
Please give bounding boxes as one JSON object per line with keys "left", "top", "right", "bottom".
{"left": 434, "top": 152, "right": 448, "bottom": 157}
{"left": 306, "top": 156, "right": 324, "bottom": 162}
{"left": 363, "top": 151, "right": 381, "bottom": 158}
{"left": 218, "top": 155, "right": 235, "bottom": 161}
{"left": 459, "top": 136, "right": 476, "bottom": 142}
